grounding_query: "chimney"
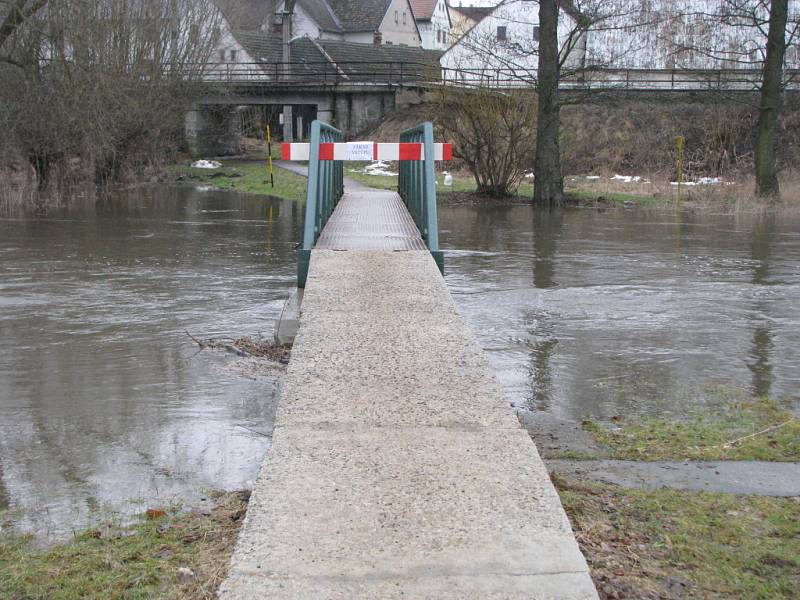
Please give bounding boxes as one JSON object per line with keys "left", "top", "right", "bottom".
{"left": 373, "top": 31, "right": 382, "bottom": 45}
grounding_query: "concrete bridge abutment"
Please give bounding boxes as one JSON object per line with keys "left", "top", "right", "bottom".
{"left": 185, "top": 85, "right": 410, "bottom": 154}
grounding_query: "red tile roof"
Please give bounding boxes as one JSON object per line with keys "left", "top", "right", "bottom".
{"left": 409, "top": 0, "right": 438, "bottom": 20}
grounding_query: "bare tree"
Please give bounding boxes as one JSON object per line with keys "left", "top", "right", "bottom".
{"left": 534, "top": 0, "right": 564, "bottom": 206}
{"left": 583, "top": 1, "right": 800, "bottom": 198}
{"left": 0, "top": 0, "right": 223, "bottom": 195}
{"left": 439, "top": 1, "right": 638, "bottom": 204}
{"left": 435, "top": 87, "right": 536, "bottom": 197}
{"left": 756, "top": 0, "right": 788, "bottom": 197}
{"left": 0, "top": 0, "right": 47, "bottom": 53}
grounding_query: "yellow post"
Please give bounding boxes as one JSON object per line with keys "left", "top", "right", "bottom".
{"left": 675, "top": 135, "right": 685, "bottom": 207}
{"left": 266, "top": 124, "right": 275, "bottom": 188}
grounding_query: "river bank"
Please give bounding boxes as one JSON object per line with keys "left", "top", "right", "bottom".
{"left": 3, "top": 398, "right": 797, "bottom": 599}
{"left": 166, "top": 158, "right": 797, "bottom": 210}
{"left": 2, "top": 181, "right": 799, "bottom": 598}
{"left": 534, "top": 392, "right": 800, "bottom": 598}
{"left": 1, "top": 491, "right": 248, "bottom": 600}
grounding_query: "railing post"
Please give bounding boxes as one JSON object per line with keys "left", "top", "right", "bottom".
{"left": 299, "top": 120, "right": 322, "bottom": 287}
{"left": 422, "top": 122, "right": 442, "bottom": 273}
{"left": 399, "top": 122, "right": 443, "bottom": 275}
{"left": 297, "top": 120, "right": 344, "bottom": 287}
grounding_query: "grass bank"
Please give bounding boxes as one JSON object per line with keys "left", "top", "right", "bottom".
{"left": 553, "top": 474, "right": 800, "bottom": 599}
{"left": 0, "top": 491, "right": 248, "bottom": 600}
{"left": 582, "top": 397, "right": 800, "bottom": 462}
{"left": 168, "top": 162, "right": 307, "bottom": 200}
{"left": 167, "top": 159, "right": 671, "bottom": 207}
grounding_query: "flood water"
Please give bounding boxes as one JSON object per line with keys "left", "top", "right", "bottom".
{"left": 0, "top": 187, "right": 302, "bottom": 539}
{"left": 440, "top": 205, "right": 800, "bottom": 421}
{"left": 1, "top": 185, "right": 799, "bottom": 540}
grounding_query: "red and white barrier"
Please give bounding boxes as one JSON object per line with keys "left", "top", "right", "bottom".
{"left": 281, "top": 142, "right": 452, "bottom": 161}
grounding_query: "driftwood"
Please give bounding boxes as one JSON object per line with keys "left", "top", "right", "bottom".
{"left": 185, "top": 331, "right": 291, "bottom": 363}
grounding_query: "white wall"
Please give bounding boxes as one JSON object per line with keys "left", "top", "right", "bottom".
{"left": 378, "top": 0, "right": 423, "bottom": 46}
{"left": 585, "top": 0, "right": 800, "bottom": 70}
{"left": 440, "top": 0, "right": 580, "bottom": 80}
{"left": 207, "top": 27, "right": 260, "bottom": 80}
{"left": 418, "top": 0, "right": 452, "bottom": 49}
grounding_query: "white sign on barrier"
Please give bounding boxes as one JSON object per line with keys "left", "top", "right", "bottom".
{"left": 347, "top": 142, "right": 374, "bottom": 161}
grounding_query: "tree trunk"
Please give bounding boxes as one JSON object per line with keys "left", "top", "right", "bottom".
{"left": 755, "top": 0, "right": 787, "bottom": 199}
{"left": 533, "top": 0, "right": 564, "bottom": 207}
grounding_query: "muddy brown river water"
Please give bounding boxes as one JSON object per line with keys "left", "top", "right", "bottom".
{"left": 1, "top": 185, "right": 798, "bottom": 540}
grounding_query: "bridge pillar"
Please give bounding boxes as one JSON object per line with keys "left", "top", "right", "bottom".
{"left": 184, "top": 105, "right": 240, "bottom": 157}
{"left": 282, "top": 105, "right": 293, "bottom": 142}
{"left": 333, "top": 92, "right": 396, "bottom": 137}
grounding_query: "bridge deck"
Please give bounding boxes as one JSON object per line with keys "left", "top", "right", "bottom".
{"left": 220, "top": 192, "right": 597, "bottom": 598}
{"left": 316, "top": 189, "right": 427, "bottom": 251}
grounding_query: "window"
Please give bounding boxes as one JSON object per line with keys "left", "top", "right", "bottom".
{"left": 394, "top": 10, "right": 398, "bottom": 23}
{"left": 533, "top": 26, "right": 540, "bottom": 42}
{"left": 230, "top": 49, "right": 237, "bottom": 61}
{"left": 496, "top": 26, "right": 507, "bottom": 41}
{"left": 403, "top": 11, "right": 406, "bottom": 25}
{"left": 219, "top": 49, "right": 226, "bottom": 63}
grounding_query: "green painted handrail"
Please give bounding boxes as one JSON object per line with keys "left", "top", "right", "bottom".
{"left": 297, "top": 120, "right": 343, "bottom": 287}
{"left": 399, "top": 122, "right": 443, "bottom": 274}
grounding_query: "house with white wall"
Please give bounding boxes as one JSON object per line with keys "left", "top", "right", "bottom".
{"left": 448, "top": 4, "right": 491, "bottom": 44}
{"left": 410, "top": 0, "right": 452, "bottom": 50}
{"left": 277, "top": 0, "right": 423, "bottom": 46}
{"left": 440, "top": 0, "right": 584, "bottom": 83}
{"left": 440, "top": 0, "right": 799, "bottom": 88}
{"left": 583, "top": 0, "right": 800, "bottom": 71}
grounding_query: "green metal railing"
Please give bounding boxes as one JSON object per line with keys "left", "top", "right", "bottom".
{"left": 399, "top": 122, "right": 443, "bottom": 274}
{"left": 297, "top": 120, "right": 344, "bottom": 287}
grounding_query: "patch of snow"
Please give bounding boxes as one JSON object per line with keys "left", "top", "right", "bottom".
{"left": 670, "top": 177, "right": 724, "bottom": 186}
{"left": 524, "top": 171, "right": 534, "bottom": 179}
{"left": 585, "top": 175, "right": 601, "bottom": 180}
{"left": 611, "top": 174, "right": 642, "bottom": 183}
{"left": 191, "top": 160, "right": 222, "bottom": 169}
{"left": 359, "top": 160, "right": 397, "bottom": 177}
{"left": 443, "top": 172, "right": 453, "bottom": 186}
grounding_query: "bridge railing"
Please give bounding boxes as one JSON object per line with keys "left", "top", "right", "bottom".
{"left": 170, "top": 61, "right": 440, "bottom": 86}
{"left": 399, "top": 122, "right": 443, "bottom": 274}
{"left": 298, "top": 120, "right": 344, "bottom": 288}
{"left": 440, "top": 67, "right": 800, "bottom": 91}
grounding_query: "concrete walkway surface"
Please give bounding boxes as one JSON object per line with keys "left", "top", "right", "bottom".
{"left": 547, "top": 459, "right": 800, "bottom": 497}
{"left": 219, "top": 187, "right": 597, "bottom": 598}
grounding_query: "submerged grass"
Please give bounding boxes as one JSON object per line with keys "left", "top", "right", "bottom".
{"left": 344, "top": 166, "right": 538, "bottom": 198}
{"left": 553, "top": 474, "right": 800, "bottom": 599}
{"left": 0, "top": 491, "right": 248, "bottom": 600}
{"left": 169, "top": 158, "right": 674, "bottom": 207}
{"left": 169, "top": 162, "right": 308, "bottom": 200}
{"left": 583, "top": 397, "right": 800, "bottom": 462}
{"left": 344, "top": 167, "right": 671, "bottom": 205}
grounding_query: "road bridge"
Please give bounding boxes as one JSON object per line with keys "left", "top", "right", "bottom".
{"left": 184, "top": 60, "right": 798, "bottom": 155}
{"left": 185, "top": 59, "right": 799, "bottom": 155}
{"left": 218, "top": 121, "right": 597, "bottom": 598}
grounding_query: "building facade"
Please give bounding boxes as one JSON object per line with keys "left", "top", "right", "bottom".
{"left": 411, "top": 0, "right": 453, "bottom": 50}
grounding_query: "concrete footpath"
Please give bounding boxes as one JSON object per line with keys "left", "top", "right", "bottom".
{"left": 547, "top": 459, "right": 800, "bottom": 497}
{"left": 220, "top": 250, "right": 597, "bottom": 598}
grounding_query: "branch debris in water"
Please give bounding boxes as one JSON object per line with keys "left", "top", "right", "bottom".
{"left": 185, "top": 331, "right": 290, "bottom": 363}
